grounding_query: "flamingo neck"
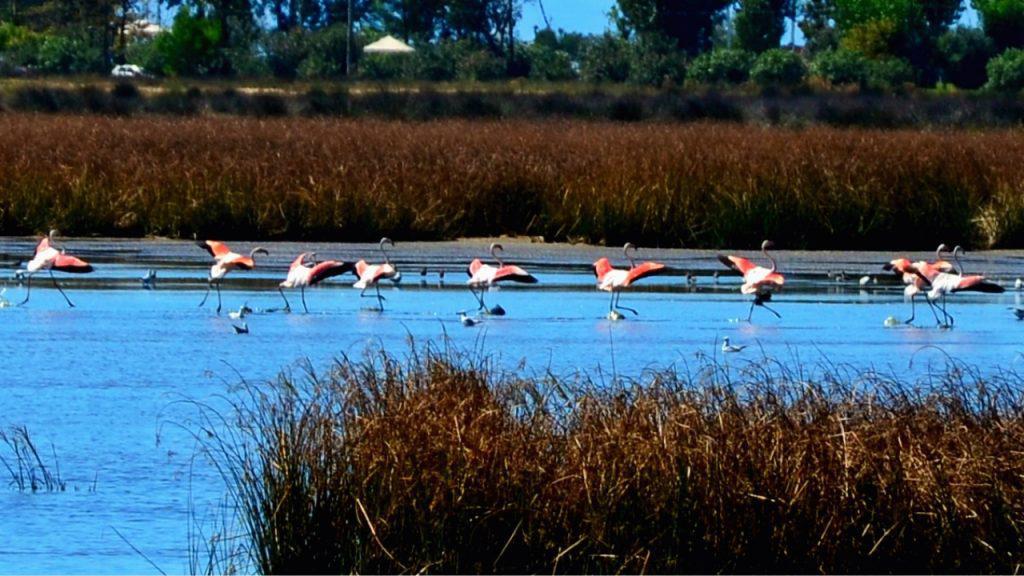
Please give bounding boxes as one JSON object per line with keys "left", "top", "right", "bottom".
{"left": 764, "top": 247, "right": 777, "bottom": 273}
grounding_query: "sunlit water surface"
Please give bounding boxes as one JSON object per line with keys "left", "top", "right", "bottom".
{"left": 0, "top": 238, "right": 1022, "bottom": 573}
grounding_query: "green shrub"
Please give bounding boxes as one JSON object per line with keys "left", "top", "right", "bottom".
{"left": 297, "top": 25, "right": 351, "bottom": 80}
{"left": 986, "top": 48, "right": 1024, "bottom": 92}
{"left": 37, "top": 34, "right": 104, "bottom": 74}
{"left": 811, "top": 49, "right": 869, "bottom": 86}
{"left": 687, "top": 49, "right": 755, "bottom": 84}
{"left": 628, "top": 35, "right": 687, "bottom": 87}
{"left": 526, "top": 45, "right": 576, "bottom": 82}
{"left": 973, "top": 0, "right": 1024, "bottom": 51}
{"left": 263, "top": 30, "right": 310, "bottom": 80}
{"left": 865, "top": 58, "right": 915, "bottom": 90}
{"left": 359, "top": 53, "right": 413, "bottom": 80}
{"left": 454, "top": 48, "right": 506, "bottom": 82}
{"left": 751, "top": 48, "right": 807, "bottom": 87}
{"left": 153, "top": 8, "right": 224, "bottom": 76}
{"left": 937, "top": 26, "right": 995, "bottom": 89}
{"left": 580, "top": 33, "right": 631, "bottom": 83}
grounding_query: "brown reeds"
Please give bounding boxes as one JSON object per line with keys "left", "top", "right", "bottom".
{"left": 1, "top": 114, "right": 1023, "bottom": 249}
{"left": 198, "top": 345, "right": 1024, "bottom": 574}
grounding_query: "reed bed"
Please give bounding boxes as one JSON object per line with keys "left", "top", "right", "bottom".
{"left": 198, "top": 345, "right": 1024, "bottom": 574}
{"left": 2, "top": 115, "right": 1024, "bottom": 249}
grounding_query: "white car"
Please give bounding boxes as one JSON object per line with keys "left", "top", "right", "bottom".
{"left": 111, "top": 64, "right": 147, "bottom": 78}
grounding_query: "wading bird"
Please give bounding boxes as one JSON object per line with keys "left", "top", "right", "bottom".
{"left": 592, "top": 242, "right": 666, "bottom": 320}
{"left": 882, "top": 244, "right": 956, "bottom": 325}
{"left": 197, "top": 240, "right": 268, "bottom": 314}
{"left": 721, "top": 336, "right": 747, "bottom": 353}
{"left": 352, "top": 238, "right": 399, "bottom": 311}
{"left": 278, "top": 252, "right": 352, "bottom": 313}
{"left": 717, "top": 240, "right": 785, "bottom": 321}
{"left": 467, "top": 243, "right": 538, "bottom": 315}
{"left": 914, "top": 257, "right": 1004, "bottom": 327}
{"left": 19, "top": 229, "right": 94, "bottom": 307}
{"left": 141, "top": 269, "right": 157, "bottom": 290}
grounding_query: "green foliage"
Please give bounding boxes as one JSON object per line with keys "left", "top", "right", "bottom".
{"left": 454, "top": 46, "right": 506, "bottom": 81}
{"left": 812, "top": 49, "right": 869, "bottom": 85}
{"left": 0, "top": 22, "right": 44, "bottom": 67}
{"left": 614, "top": 0, "right": 732, "bottom": 55}
{"left": 865, "top": 57, "right": 915, "bottom": 90}
{"left": 734, "top": 0, "right": 788, "bottom": 53}
{"left": 525, "top": 44, "right": 577, "bottom": 82}
{"left": 264, "top": 29, "right": 310, "bottom": 79}
{"left": 800, "top": 0, "right": 840, "bottom": 55}
{"left": 580, "top": 33, "right": 632, "bottom": 83}
{"left": 628, "top": 34, "right": 687, "bottom": 86}
{"left": 359, "top": 53, "right": 413, "bottom": 80}
{"left": 751, "top": 48, "right": 807, "bottom": 87}
{"left": 297, "top": 25, "right": 351, "bottom": 80}
{"left": 986, "top": 48, "right": 1024, "bottom": 91}
{"left": 37, "top": 34, "right": 104, "bottom": 74}
{"left": 153, "top": 8, "right": 224, "bottom": 76}
{"left": 973, "top": 0, "right": 1024, "bottom": 50}
{"left": 840, "top": 18, "right": 902, "bottom": 59}
{"left": 937, "top": 26, "right": 995, "bottom": 89}
{"left": 687, "top": 49, "right": 754, "bottom": 84}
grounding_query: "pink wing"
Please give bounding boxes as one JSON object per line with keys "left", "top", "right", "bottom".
{"left": 35, "top": 236, "right": 51, "bottom": 256}
{"left": 624, "top": 262, "right": 666, "bottom": 286}
{"left": 493, "top": 265, "right": 538, "bottom": 284}
{"left": 951, "top": 275, "right": 1004, "bottom": 294}
{"left": 52, "top": 254, "right": 93, "bottom": 273}
{"left": 593, "top": 257, "right": 614, "bottom": 281}
{"left": 198, "top": 240, "right": 231, "bottom": 259}
{"left": 307, "top": 260, "right": 353, "bottom": 285}
{"left": 467, "top": 258, "right": 484, "bottom": 277}
{"left": 718, "top": 255, "right": 757, "bottom": 275}
{"left": 226, "top": 255, "right": 256, "bottom": 270}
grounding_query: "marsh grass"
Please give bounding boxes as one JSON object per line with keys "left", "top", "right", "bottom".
{"left": 195, "top": 344, "right": 1024, "bottom": 574}
{"left": 2, "top": 115, "right": 1023, "bottom": 249}
{"left": 0, "top": 426, "right": 66, "bottom": 492}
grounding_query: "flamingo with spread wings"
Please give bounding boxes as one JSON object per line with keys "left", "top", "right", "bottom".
{"left": 352, "top": 238, "right": 400, "bottom": 311}
{"left": 593, "top": 242, "right": 666, "bottom": 319}
{"left": 19, "top": 229, "right": 93, "bottom": 307}
{"left": 197, "top": 239, "right": 268, "bottom": 314}
{"left": 913, "top": 252, "right": 1004, "bottom": 327}
{"left": 278, "top": 252, "right": 353, "bottom": 313}
{"left": 717, "top": 240, "right": 785, "bottom": 321}
{"left": 882, "top": 244, "right": 955, "bottom": 325}
{"left": 467, "top": 243, "right": 538, "bottom": 315}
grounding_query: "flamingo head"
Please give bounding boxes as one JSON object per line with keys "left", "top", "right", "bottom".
{"left": 883, "top": 258, "right": 912, "bottom": 273}
{"left": 761, "top": 240, "right": 775, "bottom": 251}
{"left": 935, "top": 243, "right": 950, "bottom": 258}
{"left": 489, "top": 243, "right": 504, "bottom": 264}
{"left": 250, "top": 247, "right": 269, "bottom": 258}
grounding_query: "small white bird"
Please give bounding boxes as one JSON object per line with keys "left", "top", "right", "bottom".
{"left": 141, "top": 269, "right": 157, "bottom": 290}
{"left": 859, "top": 275, "right": 873, "bottom": 286}
{"left": 458, "top": 311, "right": 479, "bottom": 327}
{"left": 228, "top": 304, "right": 253, "bottom": 320}
{"left": 1016, "top": 278, "right": 1023, "bottom": 291}
{"left": 232, "top": 322, "right": 249, "bottom": 334}
{"left": 721, "top": 336, "right": 747, "bottom": 353}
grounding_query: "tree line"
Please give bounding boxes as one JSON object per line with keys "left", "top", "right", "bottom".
{"left": 0, "top": 0, "right": 1023, "bottom": 90}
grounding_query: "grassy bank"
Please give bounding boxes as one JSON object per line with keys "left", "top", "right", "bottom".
{"left": 2, "top": 115, "right": 1023, "bottom": 249}
{"left": 199, "top": 345, "right": 1024, "bottom": 574}
{"left": 2, "top": 80, "right": 1024, "bottom": 128}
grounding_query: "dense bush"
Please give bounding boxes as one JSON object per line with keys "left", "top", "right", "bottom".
{"left": 937, "top": 26, "right": 996, "bottom": 89}
{"left": 812, "top": 49, "right": 869, "bottom": 86}
{"left": 751, "top": 49, "right": 807, "bottom": 87}
{"left": 525, "top": 44, "right": 576, "bottom": 81}
{"left": 37, "top": 34, "right": 104, "bottom": 74}
{"left": 986, "top": 48, "right": 1024, "bottom": 91}
{"left": 151, "top": 8, "right": 224, "bottom": 76}
{"left": 865, "top": 57, "right": 915, "bottom": 90}
{"left": 687, "top": 49, "right": 754, "bottom": 84}
{"left": 580, "top": 33, "right": 632, "bottom": 83}
{"left": 297, "top": 25, "right": 351, "bottom": 79}
{"left": 263, "top": 30, "right": 310, "bottom": 79}
{"left": 628, "top": 35, "right": 687, "bottom": 87}
{"left": 973, "top": 0, "right": 1024, "bottom": 51}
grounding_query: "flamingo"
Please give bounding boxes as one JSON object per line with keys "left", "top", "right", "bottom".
{"left": 913, "top": 258, "right": 1004, "bottom": 327}
{"left": 19, "top": 229, "right": 94, "bottom": 307}
{"left": 197, "top": 240, "right": 268, "bottom": 314}
{"left": 467, "top": 243, "right": 538, "bottom": 315}
{"left": 881, "top": 244, "right": 956, "bottom": 325}
{"left": 278, "top": 252, "right": 353, "bottom": 313}
{"left": 717, "top": 240, "right": 785, "bottom": 321}
{"left": 592, "top": 242, "right": 666, "bottom": 319}
{"left": 352, "top": 238, "right": 399, "bottom": 311}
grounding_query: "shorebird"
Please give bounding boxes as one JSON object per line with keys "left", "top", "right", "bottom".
{"left": 197, "top": 239, "right": 268, "bottom": 314}
{"left": 466, "top": 243, "right": 538, "bottom": 315}
{"left": 352, "top": 238, "right": 399, "bottom": 311}
{"left": 1015, "top": 278, "right": 1023, "bottom": 291}
{"left": 228, "top": 303, "right": 253, "bottom": 320}
{"left": 141, "top": 269, "right": 157, "bottom": 290}
{"left": 718, "top": 240, "right": 785, "bottom": 321}
{"left": 721, "top": 336, "right": 747, "bottom": 353}
{"left": 19, "top": 229, "right": 94, "bottom": 307}
{"left": 458, "top": 311, "right": 479, "bottom": 327}
{"left": 859, "top": 275, "right": 874, "bottom": 286}
{"left": 913, "top": 256, "right": 1004, "bottom": 327}
{"left": 592, "top": 242, "right": 666, "bottom": 319}
{"left": 882, "top": 244, "right": 956, "bottom": 325}
{"left": 278, "top": 252, "right": 352, "bottom": 313}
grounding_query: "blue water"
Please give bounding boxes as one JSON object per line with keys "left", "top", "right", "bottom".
{"left": 0, "top": 239, "right": 1022, "bottom": 573}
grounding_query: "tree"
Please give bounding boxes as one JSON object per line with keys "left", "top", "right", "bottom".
{"left": 973, "top": 0, "right": 1024, "bottom": 51}
{"left": 375, "top": 0, "right": 445, "bottom": 43}
{"left": 937, "top": 26, "right": 994, "bottom": 88}
{"left": 734, "top": 0, "right": 788, "bottom": 53}
{"left": 614, "top": 0, "right": 732, "bottom": 55}
{"left": 164, "top": 0, "right": 257, "bottom": 74}
{"left": 799, "top": 0, "right": 839, "bottom": 54}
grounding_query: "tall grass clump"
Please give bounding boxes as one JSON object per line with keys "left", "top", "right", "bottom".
{"left": 0, "top": 426, "right": 66, "bottom": 492}
{"left": 199, "top": 344, "right": 1024, "bottom": 574}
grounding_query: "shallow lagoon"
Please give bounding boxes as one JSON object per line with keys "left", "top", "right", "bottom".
{"left": 0, "top": 238, "right": 1022, "bottom": 573}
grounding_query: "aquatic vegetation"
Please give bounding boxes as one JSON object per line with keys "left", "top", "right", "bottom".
{"left": 198, "top": 344, "right": 1024, "bottom": 574}
{"left": 1, "top": 115, "right": 1023, "bottom": 250}
{"left": 0, "top": 426, "right": 66, "bottom": 492}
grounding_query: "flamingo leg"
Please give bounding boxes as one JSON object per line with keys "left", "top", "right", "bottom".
{"left": 18, "top": 275, "right": 31, "bottom": 306}
{"left": 470, "top": 286, "right": 487, "bottom": 311}
{"left": 760, "top": 302, "right": 782, "bottom": 319}
{"left": 747, "top": 299, "right": 756, "bottom": 322}
{"left": 614, "top": 291, "right": 639, "bottom": 316}
{"left": 904, "top": 294, "right": 916, "bottom": 325}
{"left": 278, "top": 287, "right": 291, "bottom": 312}
{"left": 925, "top": 298, "right": 943, "bottom": 326}
{"left": 301, "top": 287, "right": 308, "bottom": 314}
{"left": 199, "top": 280, "right": 211, "bottom": 308}
{"left": 50, "top": 270, "right": 74, "bottom": 308}
{"left": 215, "top": 282, "right": 222, "bottom": 315}
{"left": 375, "top": 284, "right": 385, "bottom": 311}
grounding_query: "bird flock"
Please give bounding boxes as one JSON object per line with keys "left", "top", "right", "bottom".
{"left": 7, "top": 231, "right": 1020, "bottom": 338}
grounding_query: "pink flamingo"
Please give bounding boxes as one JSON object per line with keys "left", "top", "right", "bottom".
{"left": 718, "top": 240, "right": 785, "bottom": 321}
{"left": 913, "top": 249, "right": 1004, "bottom": 327}
{"left": 197, "top": 239, "right": 268, "bottom": 314}
{"left": 352, "top": 238, "right": 400, "bottom": 311}
{"left": 467, "top": 243, "right": 538, "bottom": 315}
{"left": 593, "top": 242, "right": 666, "bottom": 318}
{"left": 278, "top": 252, "right": 353, "bottom": 313}
{"left": 19, "top": 229, "right": 93, "bottom": 307}
{"left": 882, "top": 244, "right": 954, "bottom": 325}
